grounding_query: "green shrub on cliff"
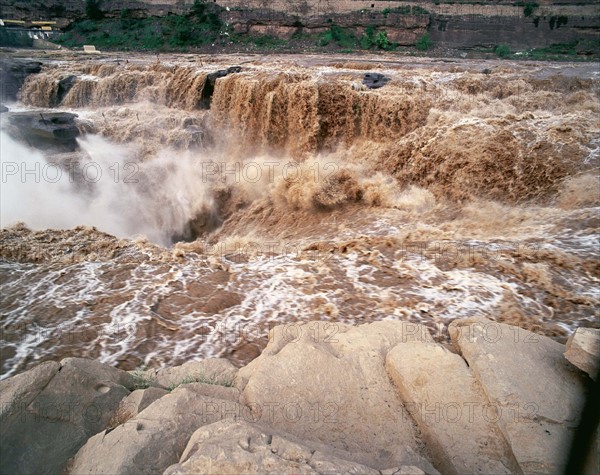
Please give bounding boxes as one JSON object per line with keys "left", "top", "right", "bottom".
{"left": 359, "top": 27, "right": 395, "bottom": 51}
{"left": 416, "top": 33, "right": 433, "bottom": 51}
{"left": 375, "top": 31, "right": 392, "bottom": 50}
{"left": 85, "top": 0, "right": 104, "bottom": 21}
{"left": 523, "top": 3, "right": 539, "bottom": 17}
{"left": 494, "top": 44, "right": 511, "bottom": 58}
{"left": 249, "top": 35, "right": 286, "bottom": 49}
{"left": 192, "top": 0, "right": 207, "bottom": 18}
{"left": 360, "top": 26, "right": 375, "bottom": 49}
{"left": 58, "top": 1, "right": 224, "bottom": 51}
{"left": 318, "top": 25, "right": 357, "bottom": 49}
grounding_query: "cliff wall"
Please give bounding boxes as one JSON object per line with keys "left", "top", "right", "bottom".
{"left": 0, "top": 0, "right": 598, "bottom": 49}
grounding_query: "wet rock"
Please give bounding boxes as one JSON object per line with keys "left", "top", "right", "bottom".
{"left": 0, "top": 104, "right": 8, "bottom": 113}
{"left": 56, "top": 74, "right": 78, "bottom": 104}
{"left": 362, "top": 72, "right": 390, "bottom": 89}
{"left": 0, "top": 59, "right": 42, "bottom": 102}
{"left": 71, "top": 386, "right": 241, "bottom": 475}
{"left": 386, "top": 341, "right": 518, "bottom": 475}
{"left": 164, "top": 419, "right": 383, "bottom": 475}
{"left": 5, "top": 111, "right": 80, "bottom": 152}
{"left": 199, "top": 66, "right": 242, "bottom": 109}
{"left": 237, "top": 321, "right": 436, "bottom": 470}
{"left": 0, "top": 358, "right": 133, "bottom": 475}
{"left": 565, "top": 327, "right": 600, "bottom": 380}
{"left": 449, "top": 316, "right": 587, "bottom": 475}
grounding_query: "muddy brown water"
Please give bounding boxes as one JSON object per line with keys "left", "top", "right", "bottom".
{"left": 1, "top": 52, "right": 598, "bottom": 379}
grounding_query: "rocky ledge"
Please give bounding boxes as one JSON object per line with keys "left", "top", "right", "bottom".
{"left": 1, "top": 318, "right": 598, "bottom": 475}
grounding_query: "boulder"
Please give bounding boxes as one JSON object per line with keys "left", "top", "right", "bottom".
{"left": 386, "top": 341, "right": 519, "bottom": 475}
{"left": 164, "top": 419, "right": 382, "bottom": 475}
{"left": 0, "top": 358, "right": 134, "bottom": 475}
{"left": 199, "top": 66, "right": 242, "bottom": 109}
{"left": 56, "top": 74, "right": 78, "bottom": 104}
{"left": 449, "top": 317, "right": 588, "bottom": 475}
{"left": 0, "top": 104, "right": 8, "bottom": 113}
{"left": 362, "top": 73, "right": 390, "bottom": 89}
{"left": 70, "top": 385, "right": 242, "bottom": 475}
{"left": 118, "top": 387, "right": 169, "bottom": 419}
{"left": 565, "top": 328, "right": 600, "bottom": 380}
{"left": 0, "top": 361, "right": 60, "bottom": 438}
{"left": 0, "top": 59, "right": 42, "bottom": 102}
{"left": 138, "top": 358, "right": 238, "bottom": 389}
{"left": 182, "top": 381, "right": 240, "bottom": 402}
{"left": 237, "top": 321, "right": 436, "bottom": 470}
{"left": 381, "top": 468, "right": 428, "bottom": 475}
{"left": 5, "top": 111, "right": 80, "bottom": 152}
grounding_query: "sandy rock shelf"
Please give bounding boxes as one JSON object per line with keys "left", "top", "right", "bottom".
{"left": 0, "top": 318, "right": 597, "bottom": 475}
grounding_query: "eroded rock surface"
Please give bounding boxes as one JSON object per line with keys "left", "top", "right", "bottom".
{"left": 386, "top": 341, "right": 519, "bottom": 475}
{"left": 70, "top": 385, "right": 242, "bottom": 475}
{"left": 0, "top": 59, "right": 42, "bottom": 102}
{"left": 0, "top": 358, "right": 134, "bottom": 475}
{"left": 135, "top": 358, "right": 238, "bottom": 389}
{"left": 449, "top": 316, "right": 588, "bottom": 475}
{"left": 5, "top": 111, "right": 80, "bottom": 151}
{"left": 565, "top": 327, "right": 600, "bottom": 380}
{"left": 118, "top": 387, "right": 170, "bottom": 419}
{"left": 164, "top": 419, "right": 383, "bottom": 475}
{"left": 237, "top": 321, "right": 436, "bottom": 470}
{"left": 0, "top": 319, "right": 592, "bottom": 475}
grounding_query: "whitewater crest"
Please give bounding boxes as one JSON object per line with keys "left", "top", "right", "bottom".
{"left": 1, "top": 54, "right": 599, "bottom": 378}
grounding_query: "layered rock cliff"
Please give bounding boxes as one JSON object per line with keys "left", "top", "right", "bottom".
{"left": 1, "top": 0, "right": 598, "bottom": 50}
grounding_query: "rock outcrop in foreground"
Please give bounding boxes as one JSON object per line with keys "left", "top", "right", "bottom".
{"left": 1, "top": 318, "right": 597, "bottom": 475}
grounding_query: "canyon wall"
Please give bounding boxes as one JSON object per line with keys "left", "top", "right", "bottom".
{"left": 0, "top": 0, "right": 598, "bottom": 49}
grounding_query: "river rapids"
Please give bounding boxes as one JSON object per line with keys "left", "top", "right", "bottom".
{"left": 0, "top": 52, "right": 598, "bottom": 379}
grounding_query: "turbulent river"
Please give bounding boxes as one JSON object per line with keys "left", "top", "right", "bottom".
{"left": 0, "top": 52, "right": 598, "bottom": 380}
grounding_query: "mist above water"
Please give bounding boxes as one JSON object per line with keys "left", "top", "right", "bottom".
{"left": 1, "top": 131, "right": 216, "bottom": 245}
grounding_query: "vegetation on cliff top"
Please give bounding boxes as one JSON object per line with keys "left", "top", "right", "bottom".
{"left": 56, "top": 0, "right": 409, "bottom": 53}
{"left": 57, "top": 9, "right": 405, "bottom": 53}
{"left": 51, "top": 0, "right": 597, "bottom": 60}
{"left": 58, "top": 0, "right": 224, "bottom": 51}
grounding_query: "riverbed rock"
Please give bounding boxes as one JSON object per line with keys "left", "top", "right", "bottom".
{"left": 237, "top": 321, "right": 436, "bottom": 470}
{"left": 70, "top": 385, "right": 242, "bottom": 475}
{"left": 182, "top": 381, "right": 240, "bottom": 402}
{"left": 362, "top": 72, "right": 390, "bottom": 89}
{"left": 137, "top": 358, "right": 238, "bottom": 389}
{"left": 386, "top": 341, "right": 519, "bottom": 475}
{"left": 449, "top": 316, "right": 588, "bottom": 475}
{"left": 0, "top": 59, "right": 42, "bottom": 102}
{"left": 0, "top": 357, "right": 133, "bottom": 475}
{"left": 199, "top": 66, "right": 242, "bottom": 109}
{"left": 5, "top": 111, "right": 80, "bottom": 152}
{"left": 0, "top": 361, "right": 60, "bottom": 439}
{"left": 56, "top": 74, "right": 78, "bottom": 104}
{"left": 118, "top": 386, "right": 169, "bottom": 418}
{"left": 164, "top": 419, "right": 382, "bottom": 475}
{"left": 565, "top": 327, "right": 600, "bottom": 380}
{"left": 1, "top": 316, "right": 594, "bottom": 475}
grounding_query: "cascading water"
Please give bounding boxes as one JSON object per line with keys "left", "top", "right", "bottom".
{"left": 1, "top": 54, "right": 598, "bottom": 379}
